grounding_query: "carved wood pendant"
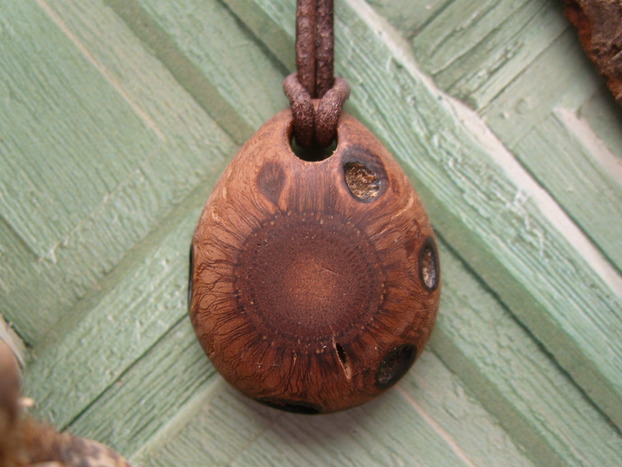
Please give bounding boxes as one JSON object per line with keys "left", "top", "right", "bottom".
{"left": 189, "top": 109, "right": 440, "bottom": 414}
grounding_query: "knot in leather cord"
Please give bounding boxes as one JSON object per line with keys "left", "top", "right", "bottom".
{"left": 283, "top": 0, "right": 350, "bottom": 148}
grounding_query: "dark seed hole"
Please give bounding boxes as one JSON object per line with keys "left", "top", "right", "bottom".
{"left": 375, "top": 344, "right": 417, "bottom": 389}
{"left": 419, "top": 238, "right": 439, "bottom": 291}
{"left": 188, "top": 244, "right": 194, "bottom": 311}
{"left": 290, "top": 138, "right": 337, "bottom": 162}
{"left": 336, "top": 342, "right": 347, "bottom": 366}
{"left": 256, "top": 398, "right": 322, "bottom": 415}
{"left": 344, "top": 162, "right": 380, "bottom": 201}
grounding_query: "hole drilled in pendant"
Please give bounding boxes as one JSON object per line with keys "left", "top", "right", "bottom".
{"left": 256, "top": 398, "right": 322, "bottom": 415}
{"left": 419, "top": 238, "right": 439, "bottom": 291}
{"left": 375, "top": 344, "right": 417, "bottom": 389}
{"left": 344, "top": 162, "right": 381, "bottom": 201}
{"left": 290, "top": 137, "right": 337, "bottom": 162}
{"left": 188, "top": 244, "right": 194, "bottom": 311}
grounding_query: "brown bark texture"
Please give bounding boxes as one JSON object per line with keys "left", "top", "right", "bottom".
{"left": 0, "top": 342, "right": 130, "bottom": 467}
{"left": 564, "top": 0, "right": 622, "bottom": 105}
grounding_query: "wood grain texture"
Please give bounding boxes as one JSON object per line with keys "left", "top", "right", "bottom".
{"left": 432, "top": 240, "right": 622, "bottom": 465}
{"left": 514, "top": 109, "right": 622, "bottom": 272}
{"left": 365, "top": 0, "right": 450, "bottom": 38}
{"left": 130, "top": 354, "right": 531, "bottom": 467}
{"left": 68, "top": 318, "right": 215, "bottom": 456}
{"left": 103, "top": 0, "right": 287, "bottom": 145}
{"left": 0, "top": 0, "right": 236, "bottom": 345}
{"left": 22, "top": 199, "right": 200, "bottom": 429}
{"left": 224, "top": 0, "right": 622, "bottom": 429}
{"left": 412, "top": 0, "right": 568, "bottom": 109}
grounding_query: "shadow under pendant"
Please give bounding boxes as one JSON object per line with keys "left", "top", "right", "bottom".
{"left": 189, "top": 108, "right": 440, "bottom": 414}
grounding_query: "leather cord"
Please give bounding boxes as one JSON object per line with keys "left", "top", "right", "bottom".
{"left": 283, "top": 0, "right": 350, "bottom": 148}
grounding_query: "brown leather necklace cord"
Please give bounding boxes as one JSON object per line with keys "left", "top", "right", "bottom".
{"left": 284, "top": 0, "right": 350, "bottom": 148}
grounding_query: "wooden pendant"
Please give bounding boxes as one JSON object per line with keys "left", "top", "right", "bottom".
{"left": 189, "top": 109, "right": 440, "bottom": 414}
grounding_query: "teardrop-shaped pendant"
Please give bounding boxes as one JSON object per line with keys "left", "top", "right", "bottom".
{"left": 189, "top": 109, "right": 440, "bottom": 414}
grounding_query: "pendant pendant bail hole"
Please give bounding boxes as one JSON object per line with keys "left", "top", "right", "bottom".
{"left": 290, "top": 136, "right": 337, "bottom": 162}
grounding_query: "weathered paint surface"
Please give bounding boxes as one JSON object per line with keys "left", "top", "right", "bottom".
{"left": 1, "top": 0, "right": 620, "bottom": 465}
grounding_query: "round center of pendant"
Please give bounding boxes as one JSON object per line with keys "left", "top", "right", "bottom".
{"left": 235, "top": 212, "right": 384, "bottom": 344}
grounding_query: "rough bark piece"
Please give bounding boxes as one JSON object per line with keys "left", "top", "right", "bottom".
{"left": 0, "top": 342, "right": 129, "bottom": 467}
{"left": 564, "top": 0, "right": 622, "bottom": 105}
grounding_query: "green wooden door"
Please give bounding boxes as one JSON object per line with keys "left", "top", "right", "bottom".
{"left": 1, "top": 0, "right": 620, "bottom": 465}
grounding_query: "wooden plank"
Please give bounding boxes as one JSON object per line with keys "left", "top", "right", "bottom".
{"left": 0, "top": 0, "right": 152, "bottom": 258}
{"left": 432, "top": 240, "right": 622, "bottom": 465}
{"left": 70, "top": 322, "right": 531, "bottom": 465}
{"left": 68, "top": 318, "right": 215, "bottom": 456}
{"left": 103, "top": 0, "right": 288, "bottom": 145}
{"left": 579, "top": 86, "right": 622, "bottom": 161}
{"left": 367, "top": 0, "right": 622, "bottom": 273}
{"left": 365, "top": 0, "right": 450, "bottom": 38}
{"left": 223, "top": 0, "right": 622, "bottom": 429}
{"left": 412, "top": 0, "right": 567, "bottom": 109}
{"left": 5, "top": 1, "right": 620, "bottom": 464}
{"left": 63, "top": 240, "right": 621, "bottom": 465}
{"left": 514, "top": 110, "right": 622, "bottom": 272}
{"left": 482, "top": 29, "right": 599, "bottom": 148}
{"left": 130, "top": 355, "right": 530, "bottom": 466}
{"left": 22, "top": 193, "right": 205, "bottom": 429}
{"left": 1, "top": 0, "right": 264, "bottom": 345}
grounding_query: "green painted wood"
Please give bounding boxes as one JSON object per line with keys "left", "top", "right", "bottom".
{"left": 412, "top": 0, "right": 568, "bottom": 109}
{"left": 0, "top": 0, "right": 149, "bottom": 260}
{"left": 60, "top": 238, "right": 622, "bottom": 465}
{"left": 130, "top": 356, "right": 530, "bottom": 467}
{"left": 103, "top": 0, "right": 288, "bottom": 145}
{"left": 223, "top": 0, "right": 622, "bottom": 429}
{"left": 0, "top": 0, "right": 236, "bottom": 345}
{"left": 68, "top": 318, "right": 215, "bottom": 456}
{"left": 365, "top": 0, "right": 449, "bottom": 38}
{"left": 23, "top": 192, "right": 203, "bottom": 429}
{"left": 514, "top": 110, "right": 622, "bottom": 272}
{"left": 367, "top": 0, "right": 622, "bottom": 273}
{"left": 1, "top": 0, "right": 619, "bottom": 465}
{"left": 432, "top": 241, "right": 622, "bottom": 465}
{"left": 482, "top": 29, "right": 600, "bottom": 148}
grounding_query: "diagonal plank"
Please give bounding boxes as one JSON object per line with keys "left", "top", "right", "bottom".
{"left": 222, "top": 0, "right": 622, "bottom": 429}
{"left": 431, "top": 240, "right": 622, "bottom": 465}
{"left": 64, "top": 239, "right": 621, "bottom": 465}
{"left": 482, "top": 28, "right": 600, "bottom": 148}
{"left": 7, "top": 0, "right": 621, "bottom": 464}
{"left": 412, "top": 0, "right": 568, "bottom": 110}
{"left": 22, "top": 186, "right": 209, "bottom": 429}
{"left": 364, "top": 0, "right": 449, "bottom": 39}
{"left": 514, "top": 109, "right": 622, "bottom": 272}
{"left": 129, "top": 356, "right": 529, "bottom": 466}
{"left": 68, "top": 318, "right": 216, "bottom": 456}
{"left": 1, "top": 0, "right": 284, "bottom": 345}
{"left": 103, "top": 0, "right": 287, "bottom": 145}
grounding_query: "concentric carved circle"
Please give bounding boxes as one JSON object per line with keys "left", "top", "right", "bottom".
{"left": 235, "top": 212, "right": 384, "bottom": 345}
